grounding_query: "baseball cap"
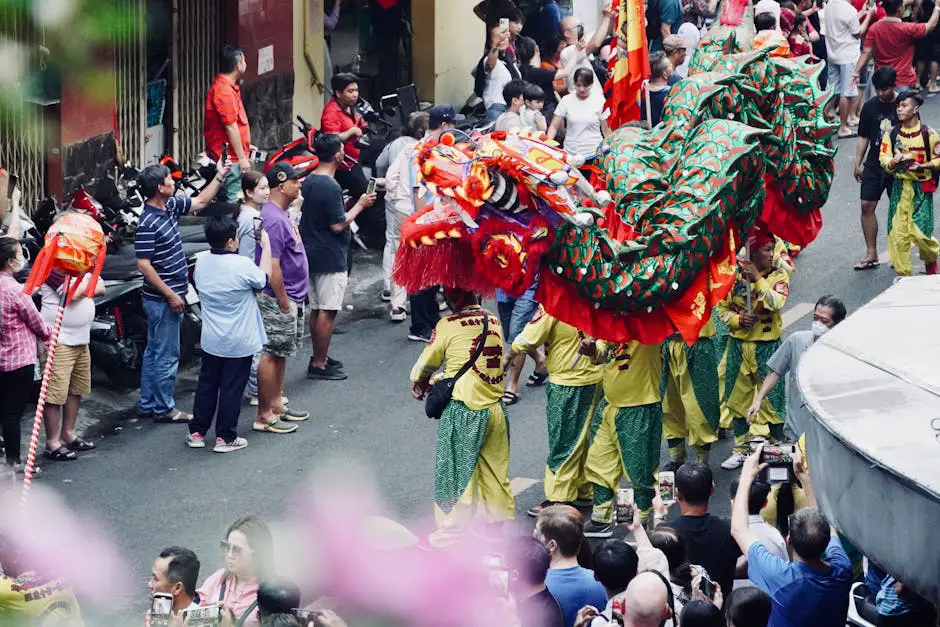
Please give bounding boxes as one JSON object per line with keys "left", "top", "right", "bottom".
{"left": 266, "top": 162, "right": 302, "bottom": 188}
{"left": 428, "top": 104, "right": 465, "bottom": 129}
{"left": 663, "top": 34, "right": 688, "bottom": 52}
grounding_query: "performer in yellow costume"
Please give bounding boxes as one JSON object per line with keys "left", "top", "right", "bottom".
{"left": 879, "top": 90, "right": 940, "bottom": 277}
{"left": 716, "top": 223, "right": 790, "bottom": 470}
{"left": 582, "top": 339, "right": 664, "bottom": 537}
{"left": 507, "top": 305, "right": 603, "bottom": 516}
{"left": 409, "top": 288, "right": 515, "bottom": 546}
{"left": 661, "top": 319, "right": 720, "bottom": 468}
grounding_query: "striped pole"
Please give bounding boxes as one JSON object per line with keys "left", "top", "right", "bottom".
{"left": 21, "top": 275, "right": 71, "bottom": 504}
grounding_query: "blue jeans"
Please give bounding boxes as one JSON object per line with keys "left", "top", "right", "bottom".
{"left": 140, "top": 297, "right": 183, "bottom": 415}
{"left": 485, "top": 103, "right": 507, "bottom": 123}
{"left": 497, "top": 297, "right": 539, "bottom": 344}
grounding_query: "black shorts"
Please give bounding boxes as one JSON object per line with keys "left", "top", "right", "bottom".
{"left": 860, "top": 165, "right": 892, "bottom": 202}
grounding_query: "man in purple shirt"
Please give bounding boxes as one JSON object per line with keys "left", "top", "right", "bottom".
{"left": 254, "top": 163, "right": 310, "bottom": 433}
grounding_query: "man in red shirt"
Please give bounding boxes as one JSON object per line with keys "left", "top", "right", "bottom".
{"left": 320, "top": 73, "right": 369, "bottom": 205}
{"left": 204, "top": 45, "right": 251, "bottom": 202}
{"left": 852, "top": 0, "right": 940, "bottom": 88}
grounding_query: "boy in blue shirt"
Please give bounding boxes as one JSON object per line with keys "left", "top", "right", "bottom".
{"left": 731, "top": 445, "right": 853, "bottom": 627}
{"left": 187, "top": 216, "right": 271, "bottom": 453}
{"left": 535, "top": 505, "right": 607, "bottom": 627}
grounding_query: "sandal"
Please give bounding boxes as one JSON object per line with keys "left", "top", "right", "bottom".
{"left": 526, "top": 371, "right": 549, "bottom": 387}
{"left": 502, "top": 391, "right": 520, "bottom": 405}
{"left": 854, "top": 259, "right": 881, "bottom": 271}
{"left": 64, "top": 436, "right": 96, "bottom": 452}
{"left": 42, "top": 446, "right": 77, "bottom": 461}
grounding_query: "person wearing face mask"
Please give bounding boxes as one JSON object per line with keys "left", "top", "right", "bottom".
{"left": 197, "top": 516, "right": 274, "bottom": 627}
{"left": 0, "top": 236, "right": 51, "bottom": 476}
{"left": 715, "top": 222, "right": 791, "bottom": 470}
{"left": 746, "top": 295, "right": 846, "bottom": 439}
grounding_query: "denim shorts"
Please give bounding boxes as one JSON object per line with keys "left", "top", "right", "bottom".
{"left": 497, "top": 297, "right": 539, "bottom": 344}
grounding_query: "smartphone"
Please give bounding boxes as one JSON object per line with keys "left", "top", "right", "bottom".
{"left": 219, "top": 142, "right": 229, "bottom": 166}
{"left": 488, "top": 567, "right": 511, "bottom": 597}
{"left": 292, "top": 608, "right": 321, "bottom": 623}
{"left": 253, "top": 216, "right": 263, "bottom": 241}
{"left": 150, "top": 592, "right": 173, "bottom": 624}
{"left": 760, "top": 444, "right": 795, "bottom": 465}
{"left": 577, "top": 24, "right": 585, "bottom": 41}
{"left": 366, "top": 177, "right": 377, "bottom": 195}
{"left": 6, "top": 173, "right": 16, "bottom": 200}
{"left": 699, "top": 573, "right": 716, "bottom": 599}
{"left": 659, "top": 471, "right": 676, "bottom": 504}
{"left": 182, "top": 604, "right": 222, "bottom": 626}
{"left": 499, "top": 17, "right": 509, "bottom": 33}
{"left": 615, "top": 487, "right": 634, "bottom": 524}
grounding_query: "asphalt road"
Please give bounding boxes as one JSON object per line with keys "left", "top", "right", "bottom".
{"left": 22, "top": 99, "right": 940, "bottom": 619}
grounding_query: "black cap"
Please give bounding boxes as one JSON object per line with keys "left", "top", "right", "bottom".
{"left": 266, "top": 162, "right": 302, "bottom": 188}
{"left": 428, "top": 104, "right": 465, "bottom": 129}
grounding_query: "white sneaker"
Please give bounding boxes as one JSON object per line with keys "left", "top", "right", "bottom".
{"left": 721, "top": 452, "right": 746, "bottom": 470}
{"left": 390, "top": 308, "right": 407, "bottom": 322}
{"left": 186, "top": 433, "right": 206, "bottom": 448}
{"left": 214, "top": 437, "right": 248, "bottom": 453}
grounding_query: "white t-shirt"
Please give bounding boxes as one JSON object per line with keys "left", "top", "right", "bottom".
{"left": 40, "top": 281, "right": 95, "bottom": 346}
{"left": 482, "top": 60, "right": 514, "bottom": 110}
{"left": 555, "top": 91, "right": 610, "bottom": 158}
{"left": 755, "top": 0, "right": 782, "bottom": 28}
{"left": 824, "top": 0, "right": 862, "bottom": 65}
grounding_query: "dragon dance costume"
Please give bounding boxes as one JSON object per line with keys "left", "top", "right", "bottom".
{"left": 394, "top": 0, "right": 837, "bottom": 538}
{"left": 511, "top": 306, "right": 603, "bottom": 504}
{"left": 409, "top": 305, "right": 515, "bottom": 545}
{"left": 715, "top": 233, "right": 790, "bottom": 455}
{"left": 661, "top": 319, "right": 720, "bottom": 466}
{"left": 585, "top": 340, "right": 664, "bottom": 522}
{"left": 879, "top": 121, "right": 940, "bottom": 276}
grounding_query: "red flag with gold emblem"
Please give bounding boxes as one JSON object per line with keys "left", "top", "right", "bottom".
{"left": 605, "top": 0, "right": 651, "bottom": 129}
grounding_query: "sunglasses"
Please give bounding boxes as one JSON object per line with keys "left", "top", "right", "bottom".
{"left": 219, "top": 540, "right": 253, "bottom": 558}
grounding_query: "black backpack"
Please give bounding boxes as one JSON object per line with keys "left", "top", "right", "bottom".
{"left": 647, "top": 0, "right": 663, "bottom": 43}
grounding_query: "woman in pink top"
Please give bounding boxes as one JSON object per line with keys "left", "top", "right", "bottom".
{"left": 197, "top": 516, "right": 273, "bottom": 627}
{"left": 0, "top": 237, "right": 50, "bottom": 475}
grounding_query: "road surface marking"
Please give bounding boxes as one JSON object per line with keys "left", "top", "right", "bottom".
{"left": 782, "top": 302, "right": 815, "bottom": 328}
{"left": 510, "top": 477, "right": 540, "bottom": 496}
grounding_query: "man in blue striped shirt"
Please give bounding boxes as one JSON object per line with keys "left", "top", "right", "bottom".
{"left": 134, "top": 161, "right": 228, "bottom": 423}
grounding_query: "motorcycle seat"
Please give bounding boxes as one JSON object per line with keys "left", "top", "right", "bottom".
{"left": 101, "top": 245, "right": 141, "bottom": 280}
{"left": 853, "top": 585, "right": 881, "bottom": 625}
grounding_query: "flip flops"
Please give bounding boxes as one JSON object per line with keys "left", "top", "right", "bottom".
{"left": 526, "top": 371, "right": 549, "bottom": 387}
{"left": 65, "top": 436, "right": 96, "bottom": 451}
{"left": 502, "top": 391, "right": 520, "bottom": 405}
{"left": 42, "top": 446, "right": 77, "bottom": 461}
{"left": 854, "top": 259, "right": 880, "bottom": 271}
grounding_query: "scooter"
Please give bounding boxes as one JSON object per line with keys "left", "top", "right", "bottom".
{"left": 846, "top": 582, "right": 879, "bottom": 626}
{"left": 263, "top": 115, "right": 321, "bottom": 178}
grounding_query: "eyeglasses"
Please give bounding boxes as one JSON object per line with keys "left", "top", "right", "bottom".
{"left": 219, "top": 540, "right": 253, "bottom": 558}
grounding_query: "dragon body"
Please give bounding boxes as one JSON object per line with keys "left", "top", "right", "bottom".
{"left": 393, "top": 0, "right": 837, "bottom": 343}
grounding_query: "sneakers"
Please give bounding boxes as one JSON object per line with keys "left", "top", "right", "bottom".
{"left": 279, "top": 407, "right": 310, "bottom": 421}
{"left": 390, "top": 308, "right": 407, "bottom": 322}
{"left": 721, "top": 452, "right": 747, "bottom": 470}
{"left": 408, "top": 332, "right": 432, "bottom": 343}
{"left": 327, "top": 356, "right": 344, "bottom": 369}
{"left": 214, "top": 437, "right": 248, "bottom": 453}
{"left": 186, "top": 433, "right": 206, "bottom": 448}
{"left": 252, "top": 419, "right": 298, "bottom": 434}
{"left": 381, "top": 289, "right": 392, "bottom": 302}
{"left": 307, "top": 364, "right": 348, "bottom": 380}
{"left": 583, "top": 519, "right": 614, "bottom": 538}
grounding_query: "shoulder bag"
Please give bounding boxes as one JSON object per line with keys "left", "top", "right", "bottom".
{"left": 425, "top": 312, "right": 489, "bottom": 419}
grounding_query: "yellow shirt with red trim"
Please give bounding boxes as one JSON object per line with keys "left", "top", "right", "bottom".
{"left": 511, "top": 306, "right": 603, "bottom": 387}
{"left": 410, "top": 305, "right": 505, "bottom": 410}
{"left": 0, "top": 572, "right": 84, "bottom": 625}
{"left": 594, "top": 340, "right": 664, "bottom": 408}
{"left": 879, "top": 120, "right": 940, "bottom": 182}
{"left": 715, "top": 266, "right": 790, "bottom": 342}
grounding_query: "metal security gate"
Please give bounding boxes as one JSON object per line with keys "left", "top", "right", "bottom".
{"left": 113, "top": 0, "right": 147, "bottom": 167}
{"left": 0, "top": 5, "right": 46, "bottom": 216}
{"left": 172, "top": 0, "right": 224, "bottom": 167}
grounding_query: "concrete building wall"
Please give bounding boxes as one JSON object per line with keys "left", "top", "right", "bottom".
{"left": 413, "top": 0, "right": 484, "bottom": 108}
{"left": 292, "top": 0, "right": 326, "bottom": 127}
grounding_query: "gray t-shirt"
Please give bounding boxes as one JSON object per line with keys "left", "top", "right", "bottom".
{"left": 495, "top": 110, "right": 525, "bottom": 132}
{"left": 766, "top": 330, "right": 815, "bottom": 437}
{"left": 235, "top": 204, "right": 260, "bottom": 259}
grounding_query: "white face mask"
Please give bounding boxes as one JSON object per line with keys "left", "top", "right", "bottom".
{"left": 811, "top": 321, "right": 829, "bottom": 338}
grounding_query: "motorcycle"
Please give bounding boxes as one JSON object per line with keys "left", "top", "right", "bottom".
{"left": 263, "top": 115, "right": 322, "bottom": 178}
{"left": 90, "top": 242, "right": 206, "bottom": 388}
{"left": 846, "top": 582, "right": 879, "bottom": 627}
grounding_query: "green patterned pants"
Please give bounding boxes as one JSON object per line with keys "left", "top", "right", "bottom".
{"left": 543, "top": 382, "right": 602, "bottom": 502}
